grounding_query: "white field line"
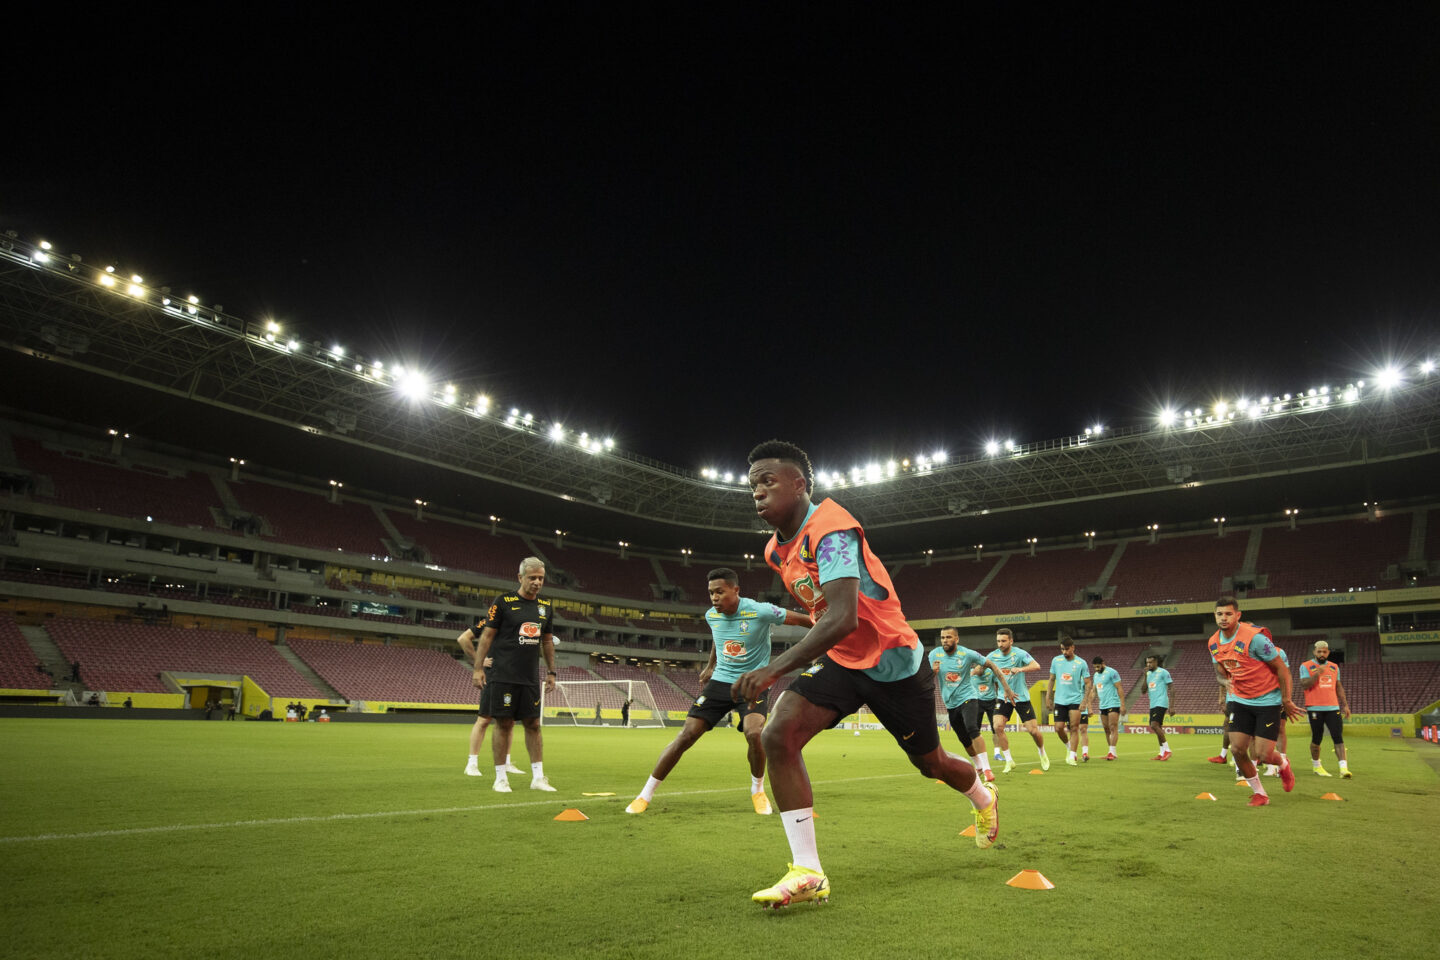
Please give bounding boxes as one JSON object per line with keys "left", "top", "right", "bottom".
{"left": 1, "top": 741, "right": 1213, "bottom": 845}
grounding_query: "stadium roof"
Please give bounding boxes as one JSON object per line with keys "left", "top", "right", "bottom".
{"left": 3, "top": 236, "right": 1439, "bottom": 557}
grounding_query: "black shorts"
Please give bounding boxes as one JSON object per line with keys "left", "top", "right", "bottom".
{"left": 948, "top": 700, "right": 985, "bottom": 743}
{"left": 1148, "top": 706, "right": 1168, "bottom": 725}
{"left": 1308, "top": 710, "right": 1344, "bottom": 745}
{"left": 1054, "top": 703, "right": 1082, "bottom": 722}
{"left": 787, "top": 652, "right": 941, "bottom": 756}
{"left": 978, "top": 698, "right": 999, "bottom": 725}
{"left": 478, "top": 682, "right": 493, "bottom": 716}
{"left": 1078, "top": 712, "right": 1091, "bottom": 726}
{"left": 486, "top": 681, "right": 541, "bottom": 721}
{"left": 996, "top": 699, "right": 1036, "bottom": 723}
{"left": 1227, "top": 701, "right": 1281, "bottom": 740}
{"left": 1098, "top": 706, "right": 1121, "bottom": 717}
{"left": 689, "top": 679, "right": 768, "bottom": 731}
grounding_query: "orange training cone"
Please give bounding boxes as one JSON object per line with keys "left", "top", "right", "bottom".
{"left": 1029, "top": 769, "right": 1044, "bottom": 775}
{"left": 1006, "top": 870, "right": 1055, "bottom": 890}
{"left": 960, "top": 824, "right": 977, "bottom": 837}
{"left": 553, "top": 809, "right": 589, "bottom": 821}
{"left": 1195, "top": 792, "right": 1217, "bottom": 801}
{"left": 1321, "top": 793, "right": 1345, "bottom": 801}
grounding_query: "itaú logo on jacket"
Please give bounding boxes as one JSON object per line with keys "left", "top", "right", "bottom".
{"left": 518, "top": 622, "right": 542, "bottom": 645}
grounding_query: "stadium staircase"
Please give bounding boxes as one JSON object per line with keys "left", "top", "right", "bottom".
{"left": 20, "top": 624, "right": 75, "bottom": 689}
{"left": 963, "top": 554, "right": 1008, "bottom": 610}
{"left": 274, "top": 642, "right": 342, "bottom": 700}
{"left": 1085, "top": 542, "right": 1127, "bottom": 606}
{"left": 1238, "top": 526, "right": 1263, "bottom": 585}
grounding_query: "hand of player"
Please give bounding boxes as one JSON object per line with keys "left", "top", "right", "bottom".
{"left": 698, "top": 668, "right": 713, "bottom": 686}
{"left": 482, "top": 657, "right": 494, "bottom": 669}
{"left": 1341, "top": 706, "right": 1350, "bottom": 719}
{"left": 472, "top": 671, "right": 487, "bottom": 690}
{"left": 1282, "top": 699, "right": 1304, "bottom": 722}
{"left": 544, "top": 674, "right": 556, "bottom": 693}
{"left": 732, "top": 668, "right": 774, "bottom": 702}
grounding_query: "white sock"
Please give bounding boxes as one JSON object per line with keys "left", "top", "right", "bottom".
{"left": 750, "top": 775, "right": 764, "bottom": 794}
{"left": 1221, "top": 746, "right": 1231, "bottom": 760}
{"left": 466, "top": 754, "right": 479, "bottom": 766}
{"left": 1247, "top": 776, "right": 1266, "bottom": 796}
{"left": 531, "top": 761, "right": 544, "bottom": 779}
{"left": 494, "top": 764, "right": 508, "bottom": 782}
{"left": 975, "top": 753, "right": 991, "bottom": 773}
{"left": 1161, "top": 742, "right": 1170, "bottom": 754}
{"left": 1339, "top": 759, "right": 1349, "bottom": 769}
{"left": 1003, "top": 750, "right": 1013, "bottom": 762}
{"left": 1312, "top": 758, "right": 1322, "bottom": 768}
{"left": 1037, "top": 747, "right": 1047, "bottom": 758}
{"left": 1108, "top": 746, "right": 1117, "bottom": 756}
{"left": 1068, "top": 749, "right": 1077, "bottom": 760}
{"left": 506, "top": 753, "right": 513, "bottom": 765}
{"left": 994, "top": 747, "right": 1003, "bottom": 759}
{"left": 780, "top": 808, "right": 821, "bottom": 872}
{"left": 1081, "top": 745, "right": 1089, "bottom": 757}
{"left": 640, "top": 775, "right": 662, "bottom": 802}
{"left": 963, "top": 777, "right": 993, "bottom": 810}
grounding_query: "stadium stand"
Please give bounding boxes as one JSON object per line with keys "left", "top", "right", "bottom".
{"left": 286, "top": 638, "right": 474, "bottom": 704}
{"left": 0, "top": 617, "right": 49, "bottom": 690}
{"left": 290, "top": 603, "right": 351, "bottom": 620}
{"left": 45, "top": 619, "right": 321, "bottom": 697}
{"left": 542, "top": 544, "right": 656, "bottom": 601}
{"left": 227, "top": 480, "right": 389, "bottom": 555}
{"left": 383, "top": 509, "right": 518, "bottom": 579}
{"left": 891, "top": 558, "right": 992, "bottom": 619}
{"left": 1105, "top": 533, "right": 1248, "bottom": 605}
{"left": 1341, "top": 632, "right": 1380, "bottom": 663}
{"left": 1248, "top": 516, "right": 1410, "bottom": 597}
{"left": 969, "top": 546, "right": 1109, "bottom": 614}
{"left": 9, "top": 436, "right": 223, "bottom": 530}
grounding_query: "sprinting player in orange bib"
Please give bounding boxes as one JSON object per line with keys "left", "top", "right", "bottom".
{"left": 735, "top": 440, "right": 1001, "bottom": 909}
{"left": 1207, "top": 597, "right": 1304, "bottom": 806}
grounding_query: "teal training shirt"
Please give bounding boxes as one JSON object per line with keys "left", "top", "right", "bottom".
{"left": 1049, "top": 655, "right": 1090, "bottom": 704}
{"left": 986, "top": 647, "right": 1036, "bottom": 699}
{"left": 1144, "top": 668, "right": 1173, "bottom": 709}
{"left": 929, "top": 646, "right": 987, "bottom": 708}
{"left": 706, "top": 598, "right": 787, "bottom": 684}
{"left": 1093, "top": 666, "right": 1123, "bottom": 709}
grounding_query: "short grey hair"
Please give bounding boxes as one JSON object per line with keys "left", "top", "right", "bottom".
{"left": 518, "top": 556, "right": 546, "bottom": 577}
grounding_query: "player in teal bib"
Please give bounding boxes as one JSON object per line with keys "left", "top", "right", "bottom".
{"left": 626, "top": 567, "right": 809, "bottom": 816}
{"left": 1127, "top": 655, "right": 1174, "bottom": 759}
{"left": 930, "top": 626, "right": 1014, "bottom": 782}
{"left": 1087, "top": 657, "right": 1125, "bottom": 760}
{"left": 981, "top": 628, "right": 1049, "bottom": 771}
{"left": 1046, "top": 637, "right": 1094, "bottom": 765}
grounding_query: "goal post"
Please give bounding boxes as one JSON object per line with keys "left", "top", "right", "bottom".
{"left": 546, "top": 679, "right": 666, "bottom": 727}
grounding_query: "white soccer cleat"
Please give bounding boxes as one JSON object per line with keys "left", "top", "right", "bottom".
{"left": 492, "top": 779, "right": 512, "bottom": 793}
{"left": 464, "top": 764, "right": 483, "bottom": 778}
{"left": 504, "top": 763, "right": 525, "bottom": 774}
{"left": 530, "top": 776, "right": 557, "bottom": 792}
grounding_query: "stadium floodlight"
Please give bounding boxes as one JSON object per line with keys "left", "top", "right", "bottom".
{"left": 1215, "top": 401, "right": 1228, "bottom": 416}
{"left": 39, "top": 240, "right": 52, "bottom": 250}
{"left": 603, "top": 438, "right": 615, "bottom": 449}
{"left": 933, "top": 450, "right": 947, "bottom": 463}
{"left": 1158, "top": 408, "right": 1177, "bottom": 427}
{"left": 33, "top": 249, "right": 49, "bottom": 263}
{"left": 984, "top": 440, "right": 1000, "bottom": 456}
{"left": 130, "top": 274, "right": 143, "bottom": 284}
{"left": 722, "top": 472, "right": 733, "bottom": 483}
{"left": 99, "top": 273, "right": 116, "bottom": 287}
{"left": 866, "top": 463, "right": 883, "bottom": 482}
{"left": 331, "top": 345, "right": 345, "bottom": 358}
{"left": 1422, "top": 360, "right": 1436, "bottom": 375}
{"left": 127, "top": 283, "right": 144, "bottom": 296}
{"left": 394, "top": 370, "right": 429, "bottom": 399}
{"left": 1003, "top": 439, "right": 1016, "bottom": 452}
{"left": 1377, "top": 366, "right": 1402, "bottom": 391}
{"left": 549, "top": 424, "right": 564, "bottom": 441}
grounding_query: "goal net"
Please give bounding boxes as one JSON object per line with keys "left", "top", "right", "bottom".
{"left": 846, "top": 704, "right": 883, "bottom": 732}
{"left": 547, "top": 679, "right": 666, "bottom": 728}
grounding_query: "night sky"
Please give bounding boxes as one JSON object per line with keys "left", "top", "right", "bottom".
{"left": 7, "top": 5, "right": 1440, "bottom": 478}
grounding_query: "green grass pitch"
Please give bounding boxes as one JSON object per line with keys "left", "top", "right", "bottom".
{"left": 2, "top": 719, "right": 1436, "bottom": 960}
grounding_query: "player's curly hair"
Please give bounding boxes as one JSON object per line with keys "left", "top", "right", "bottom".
{"left": 707, "top": 567, "right": 740, "bottom": 585}
{"left": 747, "top": 439, "right": 814, "bottom": 493}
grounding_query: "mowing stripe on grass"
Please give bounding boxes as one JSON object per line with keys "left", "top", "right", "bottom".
{"left": 0, "top": 772, "right": 914, "bottom": 844}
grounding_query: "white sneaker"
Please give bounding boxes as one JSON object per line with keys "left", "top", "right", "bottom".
{"left": 493, "top": 780, "right": 512, "bottom": 793}
{"left": 530, "top": 776, "right": 557, "bottom": 792}
{"left": 464, "top": 765, "right": 483, "bottom": 778}
{"left": 504, "top": 763, "right": 524, "bottom": 774}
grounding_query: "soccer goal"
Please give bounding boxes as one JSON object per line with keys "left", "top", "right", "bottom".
{"left": 547, "top": 679, "right": 666, "bottom": 728}
{"left": 847, "top": 704, "right": 883, "bottom": 732}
